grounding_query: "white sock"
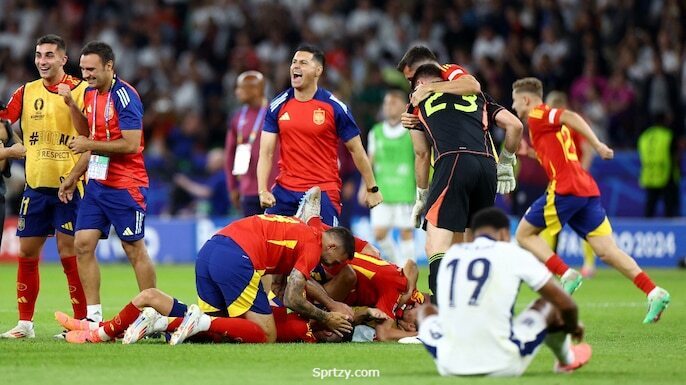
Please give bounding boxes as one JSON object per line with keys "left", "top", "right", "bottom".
{"left": 545, "top": 332, "right": 575, "bottom": 365}
{"left": 377, "top": 234, "right": 397, "bottom": 264}
{"left": 97, "top": 327, "right": 111, "bottom": 341}
{"left": 399, "top": 238, "right": 415, "bottom": 266}
{"left": 87, "top": 304, "right": 103, "bottom": 322}
{"left": 18, "top": 320, "right": 33, "bottom": 329}
{"left": 153, "top": 317, "right": 170, "bottom": 333}
{"left": 198, "top": 314, "right": 211, "bottom": 332}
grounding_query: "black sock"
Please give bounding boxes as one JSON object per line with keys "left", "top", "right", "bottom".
{"left": 428, "top": 253, "right": 444, "bottom": 304}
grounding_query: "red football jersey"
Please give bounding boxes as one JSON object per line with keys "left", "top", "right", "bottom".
{"left": 216, "top": 215, "right": 321, "bottom": 278}
{"left": 527, "top": 104, "right": 599, "bottom": 196}
{"left": 263, "top": 88, "right": 360, "bottom": 208}
{"left": 344, "top": 253, "right": 408, "bottom": 319}
{"left": 83, "top": 76, "right": 148, "bottom": 188}
{"left": 440, "top": 63, "right": 469, "bottom": 81}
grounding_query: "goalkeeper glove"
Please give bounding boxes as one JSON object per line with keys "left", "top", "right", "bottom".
{"left": 496, "top": 149, "right": 517, "bottom": 194}
{"left": 411, "top": 187, "right": 429, "bottom": 228}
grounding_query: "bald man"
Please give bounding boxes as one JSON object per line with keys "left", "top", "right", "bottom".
{"left": 225, "top": 71, "right": 278, "bottom": 216}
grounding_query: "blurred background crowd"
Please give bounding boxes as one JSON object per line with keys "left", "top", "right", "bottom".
{"left": 0, "top": 0, "right": 684, "bottom": 221}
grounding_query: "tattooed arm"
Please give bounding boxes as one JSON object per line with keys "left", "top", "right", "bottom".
{"left": 284, "top": 269, "right": 352, "bottom": 336}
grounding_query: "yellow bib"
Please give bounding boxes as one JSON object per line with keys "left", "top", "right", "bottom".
{"left": 20, "top": 76, "right": 86, "bottom": 188}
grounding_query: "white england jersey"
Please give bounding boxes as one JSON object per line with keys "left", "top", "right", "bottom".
{"left": 435, "top": 236, "right": 552, "bottom": 375}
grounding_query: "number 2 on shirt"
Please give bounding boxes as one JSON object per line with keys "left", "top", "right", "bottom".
{"left": 446, "top": 258, "right": 492, "bottom": 307}
{"left": 424, "top": 93, "right": 478, "bottom": 117}
{"left": 556, "top": 125, "right": 579, "bottom": 162}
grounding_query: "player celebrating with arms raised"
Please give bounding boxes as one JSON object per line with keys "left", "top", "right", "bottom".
{"left": 511, "top": 77, "right": 670, "bottom": 323}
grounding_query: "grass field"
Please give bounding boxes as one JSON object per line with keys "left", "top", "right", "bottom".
{"left": 0, "top": 263, "right": 683, "bottom": 385}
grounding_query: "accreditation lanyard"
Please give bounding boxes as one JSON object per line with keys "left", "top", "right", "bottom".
{"left": 236, "top": 105, "right": 266, "bottom": 145}
{"left": 91, "top": 79, "right": 115, "bottom": 141}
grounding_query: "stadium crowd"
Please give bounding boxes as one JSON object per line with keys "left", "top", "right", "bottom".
{"left": 0, "top": 0, "right": 684, "bottom": 218}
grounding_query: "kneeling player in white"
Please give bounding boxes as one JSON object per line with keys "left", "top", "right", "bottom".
{"left": 417, "top": 207, "right": 591, "bottom": 377}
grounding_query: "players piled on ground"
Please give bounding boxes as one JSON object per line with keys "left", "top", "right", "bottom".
{"left": 0, "top": 36, "right": 671, "bottom": 377}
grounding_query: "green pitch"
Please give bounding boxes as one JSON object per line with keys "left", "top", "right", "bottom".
{"left": 0, "top": 264, "right": 683, "bottom": 385}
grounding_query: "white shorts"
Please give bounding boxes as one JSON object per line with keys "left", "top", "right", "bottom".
{"left": 370, "top": 202, "right": 414, "bottom": 229}
{"left": 418, "top": 310, "right": 548, "bottom": 377}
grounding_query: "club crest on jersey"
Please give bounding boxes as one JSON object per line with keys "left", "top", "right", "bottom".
{"left": 313, "top": 108, "right": 325, "bottom": 125}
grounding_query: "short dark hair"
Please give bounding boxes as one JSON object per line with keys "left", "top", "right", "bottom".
{"left": 324, "top": 227, "right": 356, "bottom": 260}
{"left": 470, "top": 207, "right": 510, "bottom": 231}
{"left": 81, "top": 41, "right": 115, "bottom": 66}
{"left": 36, "top": 34, "right": 66, "bottom": 52}
{"left": 410, "top": 63, "right": 442, "bottom": 90}
{"left": 396, "top": 45, "right": 438, "bottom": 72}
{"left": 295, "top": 44, "right": 325, "bottom": 69}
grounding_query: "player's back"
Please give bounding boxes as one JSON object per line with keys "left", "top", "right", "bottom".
{"left": 346, "top": 253, "right": 407, "bottom": 317}
{"left": 527, "top": 104, "right": 599, "bottom": 196}
{"left": 217, "top": 214, "right": 321, "bottom": 275}
{"left": 436, "top": 237, "right": 551, "bottom": 375}
{"left": 418, "top": 92, "right": 493, "bottom": 162}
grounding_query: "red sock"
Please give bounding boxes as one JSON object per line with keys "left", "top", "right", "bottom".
{"left": 17, "top": 258, "right": 39, "bottom": 321}
{"left": 276, "top": 313, "right": 316, "bottom": 343}
{"left": 545, "top": 253, "right": 570, "bottom": 277}
{"left": 102, "top": 302, "right": 141, "bottom": 338}
{"left": 633, "top": 272, "right": 656, "bottom": 295}
{"left": 208, "top": 317, "right": 267, "bottom": 343}
{"left": 60, "top": 256, "right": 87, "bottom": 319}
{"left": 166, "top": 317, "right": 183, "bottom": 332}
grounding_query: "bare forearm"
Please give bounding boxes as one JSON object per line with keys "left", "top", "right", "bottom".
{"left": 68, "top": 152, "right": 90, "bottom": 179}
{"left": 495, "top": 110, "right": 523, "bottom": 154}
{"left": 305, "top": 280, "right": 335, "bottom": 309}
{"left": 256, "top": 152, "right": 273, "bottom": 192}
{"left": 175, "top": 177, "right": 211, "bottom": 198}
{"left": 68, "top": 105, "right": 89, "bottom": 136}
{"left": 284, "top": 271, "right": 329, "bottom": 322}
{"left": 348, "top": 142, "right": 377, "bottom": 188}
{"left": 375, "top": 319, "right": 417, "bottom": 341}
{"left": 560, "top": 307, "right": 579, "bottom": 333}
{"left": 427, "top": 76, "right": 481, "bottom": 95}
{"left": 410, "top": 130, "right": 430, "bottom": 188}
{"left": 562, "top": 111, "right": 601, "bottom": 148}
{"left": 89, "top": 138, "right": 139, "bottom": 154}
{"left": 414, "top": 153, "right": 430, "bottom": 189}
{"left": 403, "top": 260, "right": 419, "bottom": 292}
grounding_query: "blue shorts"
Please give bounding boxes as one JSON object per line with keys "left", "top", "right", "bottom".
{"left": 195, "top": 235, "right": 271, "bottom": 317}
{"left": 17, "top": 186, "right": 82, "bottom": 237}
{"left": 75, "top": 180, "right": 147, "bottom": 241}
{"left": 524, "top": 188, "right": 612, "bottom": 239}
{"left": 265, "top": 183, "right": 340, "bottom": 226}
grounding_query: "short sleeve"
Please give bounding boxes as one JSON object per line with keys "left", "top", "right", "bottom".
{"left": 293, "top": 235, "right": 321, "bottom": 279}
{"left": 0, "top": 85, "right": 24, "bottom": 123}
{"left": 332, "top": 99, "right": 360, "bottom": 142}
{"left": 263, "top": 104, "right": 279, "bottom": 134}
{"left": 264, "top": 91, "right": 289, "bottom": 134}
{"left": 114, "top": 85, "right": 143, "bottom": 130}
{"left": 548, "top": 107, "right": 565, "bottom": 126}
{"left": 375, "top": 270, "right": 407, "bottom": 318}
{"left": 440, "top": 64, "right": 469, "bottom": 81}
{"left": 515, "top": 249, "right": 553, "bottom": 292}
{"left": 483, "top": 93, "right": 505, "bottom": 125}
